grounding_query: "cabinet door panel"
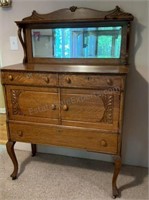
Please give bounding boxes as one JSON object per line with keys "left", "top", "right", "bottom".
{"left": 6, "top": 86, "right": 59, "bottom": 124}
{"left": 61, "top": 89, "right": 120, "bottom": 131}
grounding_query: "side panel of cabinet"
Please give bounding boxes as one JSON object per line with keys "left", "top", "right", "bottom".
{"left": 61, "top": 89, "right": 120, "bottom": 131}
{"left": 6, "top": 85, "right": 59, "bottom": 124}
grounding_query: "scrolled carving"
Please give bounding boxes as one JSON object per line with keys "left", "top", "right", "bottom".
{"left": 18, "top": 28, "right": 27, "bottom": 63}
{"left": 105, "top": 6, "right": 134, "bottom": 20}
{"left": 23, "top": 10, "right": 44, "bottom": 21}
{"left": 16, "top": 6, "right": 133, "bottom": 23}
{"left": 11, "top": 89, "right": 23, "bottom": 115}
{"left": 100, "top": 94, "right": 114, "bottom": 124}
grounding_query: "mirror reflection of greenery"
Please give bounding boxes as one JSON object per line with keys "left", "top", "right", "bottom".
{"left": 54, "top": 26, "right": 122, "bottom": 58}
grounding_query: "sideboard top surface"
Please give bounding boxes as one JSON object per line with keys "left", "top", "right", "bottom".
{"left": 1, "top": 64, "right": 129, "bottom": 74}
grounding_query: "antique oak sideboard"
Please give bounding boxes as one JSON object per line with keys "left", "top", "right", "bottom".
{"left": 1, "top": 6, "right": 133, "bottom": 198}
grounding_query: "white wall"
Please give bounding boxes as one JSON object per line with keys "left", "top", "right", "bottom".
{"left": 0, "top": 0, "right": 148, "bottom": 167}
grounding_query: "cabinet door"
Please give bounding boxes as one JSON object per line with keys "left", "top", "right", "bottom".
{"left": 61, "top": 89, "right": 120, "bottom": 131}
{"left": 6, "top": 85, "right": 59, "bottom": 124}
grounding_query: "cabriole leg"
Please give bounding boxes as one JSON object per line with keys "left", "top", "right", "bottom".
{"left": 31, "top": 144, "right": 37, "bottom": 157}
{"left": 6, "top": 141, "right": 18, "bottom": 180}
{"left": 112, "top": 156, "right": 121, "bottom": 199}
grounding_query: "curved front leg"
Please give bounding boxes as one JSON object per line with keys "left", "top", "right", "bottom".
{"left": 112, "top": 156, "right": 121, "bottom": 198}
{"left": 6, "top": 141, "right": 18, "bottom": 180}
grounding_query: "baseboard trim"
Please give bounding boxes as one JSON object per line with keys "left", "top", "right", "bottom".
{"left": 0, "top": 108, "right": 6, "bottom": 113}
{"left": 0, "top": 139, "right": 7, "bottom": 144}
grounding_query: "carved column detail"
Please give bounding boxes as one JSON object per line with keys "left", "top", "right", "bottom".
{"left": 11, "top": 89, "right": 23, "bottom": 115}
{"left": 100, "top": 94, "right": 114, "bottom": 124}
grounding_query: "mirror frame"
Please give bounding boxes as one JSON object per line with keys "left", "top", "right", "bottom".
{"left": 15, "top": 6, "right": 133, "bottom": 65}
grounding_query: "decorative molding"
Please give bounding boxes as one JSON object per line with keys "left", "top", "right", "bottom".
{"left": 18, "top": 27, "right": 27, "bottom": 63}
{"left": 11, "top": 89, "right": 23, "bottom": 115}
{"left": 22, "top": 10, "right": 43, "bottom": 21}
{"left": 69, "top": 6, "right": 77, "bottom": 12}
{"left": 100, "top": 94, "right": 114, "bottom": 124}
{"left": 0, "top": 108, "right": 6, "bottom": 113}
{"left": 105, "top": 6, "right": 134, "bottom": 20}
{"left": 15, "top": 6, "right": 133, "bottom": 24}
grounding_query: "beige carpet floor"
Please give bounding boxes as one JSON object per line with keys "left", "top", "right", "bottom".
{"left": 0, "top": 145, "right": 148, "bottom": 200}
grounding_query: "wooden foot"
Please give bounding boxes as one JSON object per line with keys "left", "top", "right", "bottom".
{"left": 6, "top": 141, "right": 18, "bottom": 180}
{"left": 112, "top": 156, "right": 121, "bottom": 198}
{"left": 31, "top": 144, "right": 37, "bottom": 157}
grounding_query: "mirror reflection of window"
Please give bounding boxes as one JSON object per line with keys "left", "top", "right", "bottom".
{"left": 32, "top": 26, "right": 122, "bottom": 59}
{"left": 32, "top": 29, "right": 53, "bottom": 58}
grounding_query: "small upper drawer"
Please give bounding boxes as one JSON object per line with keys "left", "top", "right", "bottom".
{"left": 1, "top": 71, "right": 58, "bottom": 86}
{"left": 59, "top": 74, "right": 125, "bottom": 90}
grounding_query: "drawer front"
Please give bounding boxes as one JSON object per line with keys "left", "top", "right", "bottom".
{"left": 9, "top": 122, "right": 118, "bottom": 154}
{"left": 59, "top": 74, "right": 124, "bottom": 90}
{"left": 1, "top": 71, "right": 58, "bottom": 86}
{"left": 6, "top": 85, "right": 59, "bottom": 124}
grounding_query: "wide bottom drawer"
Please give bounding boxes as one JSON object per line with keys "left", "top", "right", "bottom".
{"left": 9, "top": 122, "right": 118, "bottom": 154}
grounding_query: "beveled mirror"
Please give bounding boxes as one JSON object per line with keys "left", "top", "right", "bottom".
{"left": 32, "top": 26, "right": 122, "bottom": 59}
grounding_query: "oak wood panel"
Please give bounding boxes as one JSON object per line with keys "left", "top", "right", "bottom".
{"left": 6, "top": 85, "right": 59, "bottom": 124}
{"left": 59, "top": 74, "right": 124, "bottom": 90}
{"left": 1, "top": 71, "right": 58, "bottom": 86}
{"left": 61, "top": 89, "right": 120, "bottom": 131}
{"left": 9, "top": 122, "right": 118, "bottom": 154}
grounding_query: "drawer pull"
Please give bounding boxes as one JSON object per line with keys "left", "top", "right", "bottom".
{"left": 51, "top": 104, "right": 56, "bottom": 110}
{"left": 8, "top": 75, "right": 13, "bottom": 81}
{"left": 63, "top": 104, "right": 69, "bottom": 111}
{"left": 100, "top": 139, "right": 107, "bottom": 147}
{"left": 107, "top": 78, "right": 113, "bottom": 86}
{"left": 18, "top": 130, "right": 23, "bottom": 137}
{"left": 45, "top": 77, "right": 50, "bottom": 83}
{"left": 65, "top": 77, "right": 71, "bottom": 84}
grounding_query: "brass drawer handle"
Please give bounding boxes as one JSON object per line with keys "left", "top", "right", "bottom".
{"left": 107, "top": 78, "right": 113, "bottom": 86}
{"left": 8, "top": 75, "right": 13, "bottom": 81}
{"left": 51, "top": 104, "right": 56, "bottom": 110}
{"left": 45, "top": 77, "right": 50, "bottom": 83}
{"left": 65, "top": 77, "right": 71, "bottom": 84}
{"left": 18, "top": 130, "right": 23, "bottom": 137}
{"left": 63, "top": 104, "right": 69, "bottom": 111}
{"left": 100, "top": 139, "right": 107, "bottom": 147}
